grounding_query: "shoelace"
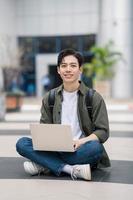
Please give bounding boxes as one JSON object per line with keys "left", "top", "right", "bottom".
{"left": 38, "top": 166, "right": 50, "bottom": 176}
{"left": 38, "top": 167, "right": 44, "bottom": 176}
{"left": 71, "top": 167, "right": 80, "bottom": 180}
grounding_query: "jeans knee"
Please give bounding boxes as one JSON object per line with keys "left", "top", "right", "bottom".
{"left": 16, "top": 137, "right": 31, "bottom": 155}
{"left": 92, "top": 141, "right": 104, "bottom": 162}
{"left": 88, "top": 140, "right": 103, "bottom": 158}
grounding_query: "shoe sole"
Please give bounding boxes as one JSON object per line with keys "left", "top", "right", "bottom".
{"left": 83, "top": 165, "right": 91, "bottom": 180}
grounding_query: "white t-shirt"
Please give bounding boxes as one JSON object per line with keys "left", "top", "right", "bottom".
{"left": 61, "top": 90, "right": 82, "bottom": 139}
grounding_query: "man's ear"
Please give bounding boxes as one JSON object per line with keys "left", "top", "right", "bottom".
{"left": 57, "top": 66, "right": 60, "bottom": 75}
{"left": 80, "top": 66, "right": 83, "bottom": 73}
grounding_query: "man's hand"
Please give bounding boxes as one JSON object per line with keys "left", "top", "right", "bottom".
{"left": 73, "top": 134, "right": 99, "bottom": 150}
{"left": 73, "top": 138, "right": 86, "bottom": 150}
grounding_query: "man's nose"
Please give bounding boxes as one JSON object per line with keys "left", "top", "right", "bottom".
{"left": 66, "top": 65, "right": 71, "bottom": 71}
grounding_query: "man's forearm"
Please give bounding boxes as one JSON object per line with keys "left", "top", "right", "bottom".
{"left": 73, "top": 134, "right": 99, "bottom": 150}
{"left": 83, "top": 133, "right": 99, "bottom": 143}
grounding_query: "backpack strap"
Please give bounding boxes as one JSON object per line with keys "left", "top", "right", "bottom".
{"left": 48, "top": 89, "right": 55, "bottom": 118}
{"left": 85, "top": 88, "right": 95, "bottom": 121}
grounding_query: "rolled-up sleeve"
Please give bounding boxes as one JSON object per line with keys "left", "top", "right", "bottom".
{"left": 92, "top": 92, "right": 109, "bottom": 143}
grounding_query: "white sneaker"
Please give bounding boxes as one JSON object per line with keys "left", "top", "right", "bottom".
{"left": 23, "top": 161, "right": 50, "bottom": 176}
{"left": 71, "top": 164, "right": 91, "bottom": 181}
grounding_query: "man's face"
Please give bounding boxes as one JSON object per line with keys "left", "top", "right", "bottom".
{"left": 57, "top": 55, "right": 82, "bottom": 84}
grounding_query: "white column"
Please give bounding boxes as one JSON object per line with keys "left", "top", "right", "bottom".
{"left": 35, "top": 54, "right": 58, "bottom": 97}
{"left": 98, "top": 0, "right": 133, "bottom": 98}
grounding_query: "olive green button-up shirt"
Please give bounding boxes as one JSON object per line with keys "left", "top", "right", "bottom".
{"left": 40, "top": 82, "right": 111, "bottom": 168}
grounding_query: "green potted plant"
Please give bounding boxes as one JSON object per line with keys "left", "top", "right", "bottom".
{"left": 6, "top": 89, "right": 25, "bottom": 112}
{"left": 82, "top": 41, "right": 123, "bottom": 97}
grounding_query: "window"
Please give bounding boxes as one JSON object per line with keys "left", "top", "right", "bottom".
{"left": 82, "top": 35, "right": 96, "bottom": 51}
{"left": 60, "top": 36, "right": 78, "bottom": 50}
{"left": 38, "top": 37, "right": 56, "bottom": 53}
{"left": 18, "top": 37, "right": 36, "bottom": 54}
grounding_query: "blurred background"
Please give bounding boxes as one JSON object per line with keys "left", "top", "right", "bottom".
{"left": 0, "top": 1, "right": 133, "bottom": 195}
{"left": 0, "top": 0, "right": 133, "bottom": 119}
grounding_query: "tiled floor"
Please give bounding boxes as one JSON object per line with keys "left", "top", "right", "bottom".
{"left": 0, "top": 102, "right": 133, "bottom": 200}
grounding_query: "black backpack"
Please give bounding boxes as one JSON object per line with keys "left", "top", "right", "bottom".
{"left": 48, "top": 88, "right": 95, "bottom": 122}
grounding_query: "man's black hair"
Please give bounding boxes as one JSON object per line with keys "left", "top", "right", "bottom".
{"left": 57, "top": 48, "right": 84, "bottom": 67}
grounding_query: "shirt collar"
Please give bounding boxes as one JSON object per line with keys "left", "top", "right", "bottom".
{"left": 57, "top": 81, "right": 87, "bottom": 96}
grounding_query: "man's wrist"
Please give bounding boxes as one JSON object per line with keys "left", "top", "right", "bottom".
{"left": 82, "top": 134, "right": 99, "bottom": 144}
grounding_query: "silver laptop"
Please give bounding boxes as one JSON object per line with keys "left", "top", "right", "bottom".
{"left": 30, "top": 124, "right": 75, "bottom": 152}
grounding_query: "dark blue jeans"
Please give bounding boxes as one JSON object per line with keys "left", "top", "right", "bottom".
{"left": 16, "top": 137, "right": 103, "bottom": 176}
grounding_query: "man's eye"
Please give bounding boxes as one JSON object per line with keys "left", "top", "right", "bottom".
{"left": 71, "top": 64, "right": 77, "bottom": 68}
{"left": 61, "top": 65, "right": 66, "bottom": 68}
